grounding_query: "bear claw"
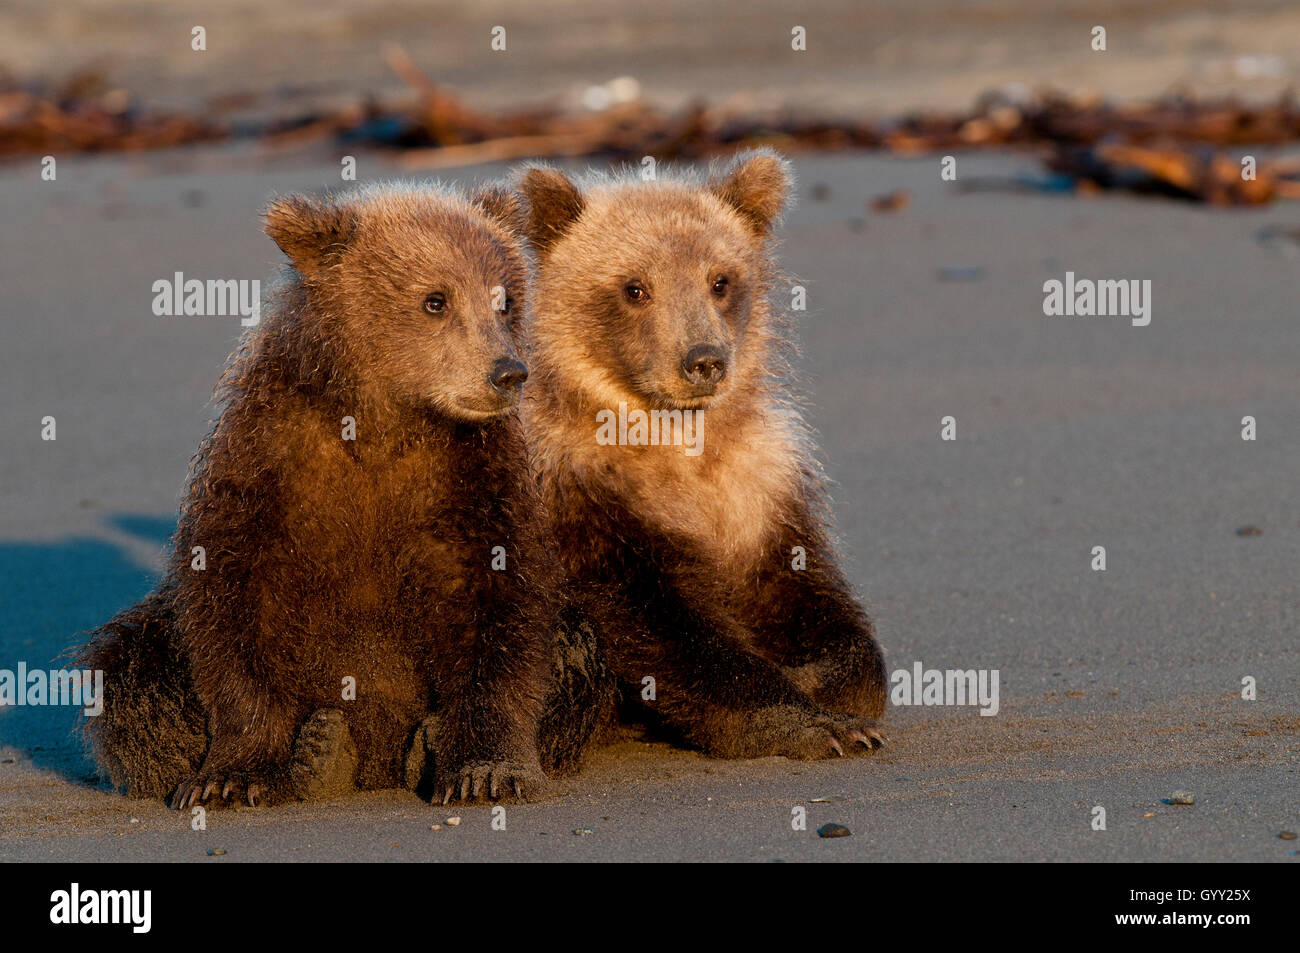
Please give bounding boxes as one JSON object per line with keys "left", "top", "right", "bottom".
{"left": 743, "top": 706, "right": 886, "bottom": 760}
{"left": 439, "top": 760, "right": 546, "bottom": 805}
{"left": 172, "top": 772, "right": 266, "bottom": 810}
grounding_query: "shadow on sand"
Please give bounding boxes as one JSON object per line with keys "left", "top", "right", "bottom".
{"left": 0, "top": 514, "right": 173, "bottom": 782}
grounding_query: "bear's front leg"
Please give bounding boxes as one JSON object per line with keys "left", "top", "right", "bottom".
{"left": 587, "top": 583, "right": 885, "bottom": 760}
{"left": 433, "top": 704, "right": 548, "bottom": 804}
{"left": 171, "top": 637, "right": 303, "bottom": 809}
{"left": 171, "top": 703, "right": 296, "bottom": 810}
{"left": 746, "top": 516, "right": 890, "bottom": 720}
{"left": 431, "top": 613, "right": 550, "bottom": 804}
{"left": 780, "top": 578, "right": 888, "bottom": 720}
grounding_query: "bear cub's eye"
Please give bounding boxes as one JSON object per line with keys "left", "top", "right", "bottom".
{"left": 711, "top": 275, "right": 729, "bottom": 296}
{"left": 624, "top": 282, "right": 649, "bottom": 303}
{"left": 423, "top": 292, "right": 447, "bottom": 315}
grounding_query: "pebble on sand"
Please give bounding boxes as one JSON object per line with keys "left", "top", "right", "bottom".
{"left": 817, "top": 823, "right": 852, "bottom": 838}
{"left": 1165, "top": 791, "right": 1195, "bottom": 805}
{"left": 573, "top": 826, "right": 595, "bottom": 836}
{"left": 1236, "top": 526, "right": 1263, "bottom": 536}
{"left": 444, "top": 816, "right": 461, "bottom": 826}
{"left": 870, "top": 190, "right": 911, "bottom": 213}
{"left": 938, "top": 266, "right": 986, "bottom": 282}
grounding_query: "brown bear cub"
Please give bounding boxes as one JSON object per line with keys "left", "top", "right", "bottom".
{"left": 520, "top": 151, "right": 888, "bottom": 765}
{"left": 79, "top": 183, "right": 554, "bottom": 807}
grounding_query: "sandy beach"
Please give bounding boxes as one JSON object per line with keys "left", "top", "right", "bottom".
{"left": 0, "top": 142, "right": 1295, "bottom": 861}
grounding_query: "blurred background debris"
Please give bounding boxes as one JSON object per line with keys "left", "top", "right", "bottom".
{"left": 4, "top": 56, "right": 1300, "bottom": 205}
{"left": 5, "top": 0, "right": 1300, "bottom": 205}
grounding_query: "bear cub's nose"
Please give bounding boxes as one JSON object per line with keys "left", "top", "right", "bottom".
{"left": 681, "top": 345, "right": 727, "bottom": 389}
{"left": 490, "top": 357, "right": 529, "bottom": 391}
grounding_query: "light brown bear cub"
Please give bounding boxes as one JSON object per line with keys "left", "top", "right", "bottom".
{"left": 521, "top": 151, "right": 888, "bottom": 767}
{"left": 80, "top": 183, "right": 553, "bottom": 807}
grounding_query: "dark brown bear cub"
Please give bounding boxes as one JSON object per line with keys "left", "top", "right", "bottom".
{"left": 79, "top": 183, "right": 552, "bottom": 807}
{"left": 520, "top": 151, "right": 888, "bottom": 767}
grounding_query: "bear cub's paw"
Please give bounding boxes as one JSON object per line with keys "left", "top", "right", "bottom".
{"left": 172, "top": 768, "right": 274, "bottom": 810}
{"left": 748, "top": 705, "right": 886, "bottom": 760}
{"left": 439, "top": 759, "right": 548, "bottom": 805}
{"left": 290, "top": 708, "right": 359, "bottom": 801}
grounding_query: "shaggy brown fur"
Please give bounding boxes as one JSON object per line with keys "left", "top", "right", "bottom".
{"left": 520, "top": 151, "right": 889, "bottom": 766}
{"left": 79, "top": 183, "right": 556, "bottom": 807}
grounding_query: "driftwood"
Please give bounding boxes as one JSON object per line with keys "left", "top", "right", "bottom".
{"left": 0, "top": 75, "right": 222, "bottom": 156}
{"left": 1046, "top": 143, "right": 1293, "bottom": 205}
{"left": 3, "top": 53, "right": 1300, "bottom": 205}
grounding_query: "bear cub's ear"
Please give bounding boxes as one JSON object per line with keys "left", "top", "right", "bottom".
{"left": 708, "top": 149, "right": 793, "bottom": 236}
{"left": 263, "top": 194, "right": 357, "bottom": 275}
{"left": 516, "top": 166, "right": 585, "bottom": 254}
{"left": 472, "top": 184, "right": 529, "bottom": 240}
